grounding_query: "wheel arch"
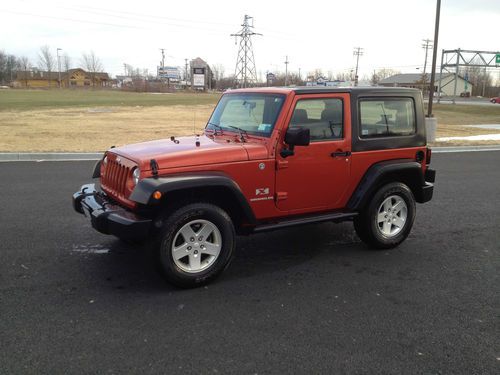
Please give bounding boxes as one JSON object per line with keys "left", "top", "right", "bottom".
{"left": 347, "top": 159, "right": 426, "bottom": 211}
{"left": 130, "top": 172, "right": 256, "bottom": 231}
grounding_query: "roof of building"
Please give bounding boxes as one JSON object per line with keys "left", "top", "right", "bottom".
{"left": 379, "top": 73, "right": 471, "bottom": 85}
{"left": 16, "top": 68, "right": 109, "bottom": 80}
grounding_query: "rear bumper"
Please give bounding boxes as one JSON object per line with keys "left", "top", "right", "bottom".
{"left": 419, "top": 168, "right": 436, "bottom": 203}
{"left": 73, "top": 184, "right": 151, "bottom": 240}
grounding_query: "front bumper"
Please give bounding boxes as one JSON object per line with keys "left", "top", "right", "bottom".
{"left": 73, "top": 184, "right": 152, "bottom": 240}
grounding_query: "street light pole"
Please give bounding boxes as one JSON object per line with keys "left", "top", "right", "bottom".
{"left": 427, "top": 0, "right": 441, "bottom": 117}
{"left": 56, "top": 48, "right": 62, "bottom": 88}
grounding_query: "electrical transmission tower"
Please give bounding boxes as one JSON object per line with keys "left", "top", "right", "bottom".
{"left": 231, "top": 15, "right": 262, "bottom": 88}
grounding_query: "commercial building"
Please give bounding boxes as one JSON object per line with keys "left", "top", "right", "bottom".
{"left": 14, "top": 68, "right": 110, "bottom": 88}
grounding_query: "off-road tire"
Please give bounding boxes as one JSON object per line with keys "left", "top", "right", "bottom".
{"left": 156, "top": 203, "right": 235, "bottom": 288}
{"left": 354, "top": 182, "right": 416, "bottom": 249}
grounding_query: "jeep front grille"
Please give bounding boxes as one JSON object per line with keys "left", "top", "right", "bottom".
{"left": 101, "top": 158, "right": 131, "bottom": 200}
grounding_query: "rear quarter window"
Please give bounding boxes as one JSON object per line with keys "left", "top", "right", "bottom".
{"left": 359, "top": 98, "right": 416, "bottom": 138}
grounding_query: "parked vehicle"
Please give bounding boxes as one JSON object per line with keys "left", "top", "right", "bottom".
{"left": 490, "top": 97, "right": 500, "bottom": 104}
{"left": 73, "top": 87, "right": 436, "bottom": 287}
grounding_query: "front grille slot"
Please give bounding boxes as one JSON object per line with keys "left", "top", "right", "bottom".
{"left": 101, "top": 159, "right": 131, "bottom": 200}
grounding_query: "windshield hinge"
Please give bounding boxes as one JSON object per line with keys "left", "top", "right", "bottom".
{"left": 150, "top": 159, "right": 159, "bottom": 177}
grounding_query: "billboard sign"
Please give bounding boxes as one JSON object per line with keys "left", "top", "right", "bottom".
{"left": 158, "top": 66, "right": 180, "bottom": 81}
{"left": 193, "top": 74, "right": 205, "bottom": 87}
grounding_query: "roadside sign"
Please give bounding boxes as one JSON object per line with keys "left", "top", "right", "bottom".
{"left": 496, "top": 54, "right": 500, "bottom": 64}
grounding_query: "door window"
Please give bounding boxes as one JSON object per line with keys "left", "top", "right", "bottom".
{"left": 289, "top": 98, "right": 343, "bottom": 141}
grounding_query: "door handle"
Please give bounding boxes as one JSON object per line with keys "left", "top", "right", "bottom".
{"left": 331, "top": 151, "right": 351, "bottom": 157}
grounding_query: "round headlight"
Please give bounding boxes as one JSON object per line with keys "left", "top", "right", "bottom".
{"left": 132, "top": 168, "right": 140, "bottom": 185}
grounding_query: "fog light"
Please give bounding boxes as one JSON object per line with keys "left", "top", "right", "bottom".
{"left": 153, "top": 191, "right": 162, "bottom": 200}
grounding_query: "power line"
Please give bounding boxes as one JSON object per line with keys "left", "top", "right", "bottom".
{"left": 1, "top": 9, "right": 146, "bottom": 30}
{"left": 231, "top": 15, "right": 262, "bottom": 88}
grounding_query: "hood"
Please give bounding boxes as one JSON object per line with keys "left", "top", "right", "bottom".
{"left": 110, "top": 134, "right": 268, "bottom": 171}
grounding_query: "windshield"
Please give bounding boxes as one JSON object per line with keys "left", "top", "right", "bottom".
{"left": 207, "top": 93, "right": 285, "bottom": 137}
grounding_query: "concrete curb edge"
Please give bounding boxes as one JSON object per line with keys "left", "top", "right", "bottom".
{"left": 1, "top": 145, "right": 500, "bottom": 162}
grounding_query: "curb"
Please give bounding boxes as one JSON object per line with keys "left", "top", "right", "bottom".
{"left": 0, "top": 152, "right": 102, "bottom": 162}
{"left": 432, "top": 145, "right": 500, "bottom": 153}
{"left": 1, "top": 145, "right": 500, "bottom": 162}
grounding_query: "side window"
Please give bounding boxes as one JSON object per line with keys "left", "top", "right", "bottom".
{"left": 290, "top": 98, "right": 343, "bottom": 141}
{"left": 359, "top": 98, "right": 416, "bottom": 138}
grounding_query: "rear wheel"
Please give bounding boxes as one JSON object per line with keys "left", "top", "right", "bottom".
{"left": 156, "top": 203, "right": 235, "bottom": 288}
{"left": 354, "top": 182, "right": 416, "bottom": 249}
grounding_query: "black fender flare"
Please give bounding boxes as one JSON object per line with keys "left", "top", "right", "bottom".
{"left": 92, "top": 160, "right": 102, "bottom": 178}
{"left": 347, "top": 159, "right": 426, "bottom": 210}
{"left": 129, "top": 172, "right": 256, "bottom": 223}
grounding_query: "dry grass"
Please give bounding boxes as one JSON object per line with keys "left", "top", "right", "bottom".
{"left": 0, "top": 91, "right": 499, "bottom": 151}
{"left": 0, "top": 106, "right": 214, "bottom": 152}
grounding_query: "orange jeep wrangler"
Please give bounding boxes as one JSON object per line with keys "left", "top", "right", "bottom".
{"left": 73, "top": 87, "right": 435, "bottom": 287}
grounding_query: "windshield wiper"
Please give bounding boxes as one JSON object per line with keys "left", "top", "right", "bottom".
{"left": 207, "top": 122, "right": 223, "bottom": 136}
{"left": 227, "top": 125, "right": 248, "bottom": 142}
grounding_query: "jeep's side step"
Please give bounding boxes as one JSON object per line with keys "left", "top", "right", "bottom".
{"left": 253, "top": 211, "right": 357, "bottom": 233}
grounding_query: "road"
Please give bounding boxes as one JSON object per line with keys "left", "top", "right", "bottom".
{"left": 1, "top": 152, "right": 499, "bottom": 374}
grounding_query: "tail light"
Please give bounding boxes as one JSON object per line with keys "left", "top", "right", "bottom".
{"left": 426, "top": 147, "right": 432, "bottom": 165}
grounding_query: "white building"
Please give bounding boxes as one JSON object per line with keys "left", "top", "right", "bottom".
{"left": 379, "top": 73, "right": 473, "bottom": 96}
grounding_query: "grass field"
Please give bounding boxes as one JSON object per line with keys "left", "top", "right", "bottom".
{"left": 0, "top": 89, "right": 220, "bottom": 110}
{"left": 0, "top": 89, "right": 499, "bottom": 151}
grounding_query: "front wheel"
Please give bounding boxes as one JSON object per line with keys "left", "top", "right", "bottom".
{"left": 354, "top": 182, "right": 416, "bottom": 249}
{"left": 156, "top": 203, "right": 235, "bottom": 288}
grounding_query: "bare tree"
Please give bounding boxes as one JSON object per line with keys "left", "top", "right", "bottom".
{"left": 0, "top": 51, "right": 20, "bottom": 85}
{"left": 38, "top": 45, "right": 55, "bottom": 87}
{"left": 335, "top": 72, "right": 351, "bottom": 81}
{"left": 62, "top": 54, "right": 71, "bottom": 87}
{"left": 0, "top": 51, "right": 10, "bottom": 84}
{"left": 18, "top": 56, "right": 30, "bottom": 87}
{"left": 81, "top": 51, "right": 103, "bottom": 87}
{"left": 211, "top": 63, "right": 226, "bottom": 89}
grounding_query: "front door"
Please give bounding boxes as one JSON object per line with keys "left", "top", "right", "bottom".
{"left": 275, "top": 94, "right": 351, "bottom": 213}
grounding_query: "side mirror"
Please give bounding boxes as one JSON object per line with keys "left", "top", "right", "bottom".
{"left": 285, "top": 127, "right": 310, "bottom": 146}
{"left": 281, "top": 127, "right": 310, "bottom": 158}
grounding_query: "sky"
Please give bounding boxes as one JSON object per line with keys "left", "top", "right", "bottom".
{"left": 1, "top": 0, "right": 499, "bottom": 80}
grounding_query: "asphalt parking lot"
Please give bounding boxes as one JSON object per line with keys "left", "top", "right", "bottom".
{"left": 1, "top": 151, "right": 499, "bottom": 374}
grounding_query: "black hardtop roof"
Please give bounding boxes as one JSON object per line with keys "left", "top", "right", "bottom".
{"left": 291, "top": 86, "right": 420, "bottom": 95}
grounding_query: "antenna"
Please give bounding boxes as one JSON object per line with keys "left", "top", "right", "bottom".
{"left": 231, "top": 15, "right": 262, "bottom": 88}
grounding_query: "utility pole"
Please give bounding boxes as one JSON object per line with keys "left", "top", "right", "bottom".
{"left": 298, "top": 67, "right": 301, "bottom": 82}
{"left": 56, "top": 48, "right": 62, "bottom": 88}
{"left": 284, "top": 56, "right": 289, "bottom": 86}
{"left": 184, "top": 58, "right": 189, "bottom": 88}
{"left": 159, "top": 48, "right": 169, "bottom": 89}
{"left": 231, "top": 15, "right": 262, "bottom": 88}
{"left": 421, "top": 39, "right": 433, "bottom": 93}
{"left": 427, "top": 0, "right": 441, "bottom": 123}
{"left": 353, "top": 47, "right": 363, "bottom": 86}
